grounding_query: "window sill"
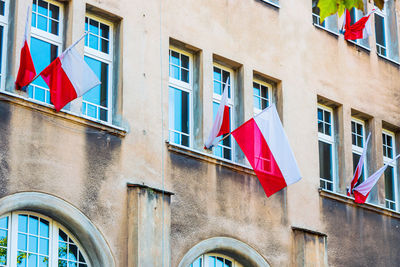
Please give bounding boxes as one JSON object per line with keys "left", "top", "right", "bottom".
{"left": 0, "top": 90, "right": 127, "bottom": 137}
{"left": 256, "top": 0, "right": 280, "bottom": 9}
{"left": 377, "top": 53, "right": 400, "bottom": 67}
{"left": 319, "top": 188, "right": 400, "bottom": 219}
{"left": 346, "top": 40, "right": 371, "bottom": 53}
{"left": 166, "top": 141, "right": 255, "bottom": 176}
{"left": 313, "top": 23, "right": 339, "bottom": 38}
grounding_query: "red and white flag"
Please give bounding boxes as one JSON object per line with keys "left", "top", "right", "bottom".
{"left": 353, "top": 154, "right": 400, "bottom": 203}
{"left": 347, "top": 132, "right": 371, "bottom": 196}
{"left": 204, "top": 78, "right": 230, "bottom": 149}
{"left": 342, "top": 9, "right": 376, "bottom": 40}
{"left": 15, "top": 7, "right": 36, "bottom": 91}
{"left": 39, "top": 35, "right": 100, "bottom": 111}
{"left": 231, "top": 104, "right": 301, "bottom": 197}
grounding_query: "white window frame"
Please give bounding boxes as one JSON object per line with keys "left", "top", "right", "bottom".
{"left": 0, "top": 0, "right": 8, "bottom": 91}
{"left": 212, "top": 63, "right": 234, "bottom": 161}
{"left": 168, "top": 46, "right": 193, "bottom": 147}
{"left": 382, "top": 129, "right": 398, "bottom": 211}
{"left": 351, "top": 118, "right": 367, "bottom": 181}
{"left": 30, "top": 0, "right": 64, "bottom": 104}
{"left": 253, "top": 78, "right": 272, "bottom": 115}
{"left": 83, "top": 13, "right": 114, "bottom": 123}
{"left": 374, "top": 7, "right": 387, "bottom": 57}
{"left": 318, "top": 104, "right": 336, "bottom": 191}
{"left": 1, "top": 211, "right": 90, "bottom": 267}
{"left": 191, "top": 253, "right": 243, "bottom": 267}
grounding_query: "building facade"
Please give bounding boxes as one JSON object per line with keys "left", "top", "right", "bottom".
{"left": 1, "top": 0, "right": 400, "bottom": 266}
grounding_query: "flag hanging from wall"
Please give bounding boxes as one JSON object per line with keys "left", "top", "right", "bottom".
{"left": 15, "top": 7, "right": 36, "bottom": 91}
{"left": 231, "top": 104, "right": 302, "bottom": 197}
{"left": 39, "top": 34, "right": 100, "bottom": 112}
{"left": 204, "top": 78, "right": 230, "bottom": 149}
{"left": 342, "top": 9, "right": 376, "bottom": 40}
{"left": 353, "top": 154, "right": 400, "bottom": 203}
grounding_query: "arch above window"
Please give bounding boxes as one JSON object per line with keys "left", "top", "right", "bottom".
{"left": 0, "top": 192, "right": 114, "bottom": 267}
{"left": 178, "top": 237, "right": 270, "bottom": 267}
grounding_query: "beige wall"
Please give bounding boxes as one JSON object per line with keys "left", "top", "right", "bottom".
{"left": 2, "top": 0, "right": 400, "bottom": 266}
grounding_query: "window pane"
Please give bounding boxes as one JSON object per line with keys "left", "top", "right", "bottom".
{"left": 83, "top": 56, "right": 109, "bottom": 110}
{"left": 375, "top": 14, "right": 385, "bottom": 47}
{"left": 0, "top": 26, "right": 4, "bottom": 74}
{"left": 100, "top": 23, "right": 109, "bottom": 39}
{"left": 181, "top": 54, "right": 189, "bottom": 69}
{"left": 37, "top": 15, "right": 48, "bottom": 32}
{"left": 0, "top": 1, "right": 4, "bottom": 16}
{"left": 49, "top": 3, "right": 59, "bottom": 20}
{"left": 50, "top": 20, "right": 58, "bottom": 35}
{"left": 352, "top": 153, "right": 364, "bottom": 184}
{"left": 385, "top": 166, "right": 395, "bottom": 201}
{"left": 169, "top": 86, "right": 190, "bottom": 147}
{"left": 38, "top": 0, "right": 47, "bottom": 16}
{"left": 170, "top": 50, "right": 180, "bottom": 66}
{"left": 319, "top": 141, "right": 333, "bottom": 181}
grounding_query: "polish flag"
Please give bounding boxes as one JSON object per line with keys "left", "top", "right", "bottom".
{"left": 39, "top": 35, "right": 100, "bottom": 112}
{"left": 353, "top": 154, "right": 400, "bottom": 203}
{"left": 15, "top": 7, "right": 36, "bottom": 91}
{"left": 204, "top": 78, "right": 230, "bottom": 149}
{"left": 231, "top": 104, "right": 301, "bottom": 197}
{"left": 347, "top": 132, "right": 371, "bottom": 196}
{"left": 343, "top": 9, "right": 376, "bottom": 40}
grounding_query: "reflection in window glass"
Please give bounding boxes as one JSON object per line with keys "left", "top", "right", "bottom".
{"left": 253, "top": 81, "right": 270, "bottom": 113}
{"left": 375, "top": 13, "right": 386, "bottom": 56}
{"left": 169, "top": 86, "right": 190, "bottom": 147}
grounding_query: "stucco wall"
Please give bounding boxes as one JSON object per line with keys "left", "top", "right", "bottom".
{"left": 1, "top": 0, "right": 400, "bottom": 266}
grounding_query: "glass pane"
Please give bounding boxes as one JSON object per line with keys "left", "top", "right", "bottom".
{"left": 28, "top": 236, "right": 38, "bottom": 253}
{"left": 39, "top": 238, "right": 49, "bottom": 255}
{"left": 213, "top": 81, "right": 222, "bottom": 95}
{"left": 39, "top": 256, "right": 48, "bottom": 267}
{"left": 317, "top": 108, "right": 323, "bottom": 121}
{"left": 253, "top": 84, "right": 260, "bottom": 97}
{"left": 18, "top": 234, "right": 27, "bottom": 250}
{"left": 351, "top": 121, "right": 355, "bottom": 133}
{"left": 59, "top": 230, "right": 68, "bottom": 242}
{"left": 29, "top": 216, "right": 39, "bottom": 235}
{"left": 100, "top": 23, "right": 109, "bottom": 39}
{"left": 181, "top": 54, "right": 189, "bottom": 69}
{"left": 78, "top": 251, "right": 86, "bottom": 263}
{"left": 384, "top": 166, "right": 395, "bottom": 201}
{"left": 28, "top": 254, "right": 37, "bottom": 267}
{"left": 37, "top": 15, "right": 47, "bottom": 31}
{"left": 50, "top": 20, "right": 59, "bottom": 35}
{"left": 0, "top": 26, "right": 3, "bottom": 72}
{"left": 99, "top": 108, "right": 107, "bottom": 122}
{"left": 209, "top": 256, "right": 216, "bottom": 266}
{"left": 170, "top": 50, "right": 180, "bottom": 66}
{"left": 324, "top": 110, "right": 331, "bottom": 123}
{"left": 39, "top": 220, "right": 49, "bottom": 238}
{"left": 89, "top": 19, "right": 99, "bottom": 34}
{"left": 375, "top": 14, "right": 385, "bottom": 47}
{"left": 58, "top": 260, "right": 67, "bottom": 267}
{"left": 17, "top": 251, "right": 27, "bottom": 267}
{"left": 58, "top": 242, "right": 67, "bottom": 259}
{"left": 352, "top": 133, "right": 356, "bottom": 146}
{"left": 0, "top": 229, "right": 7, "bottom": 246}
{"left": 170, "top": 65, "right": 180, "bottom": 80}
{"left": 100, "top": 38, "right": 109, "bottom": 54}
{"left": 89, "top": 34, "right": 99, "bottom": 50}
{"left": 319, "top": 141, "right": 333, "bottom": 181}
{"left": 181, "top": 69, "right": 189, "bottom": 83}
{"left": 216, "top": 257, "right": 224, "bottom": 267}
{"left": 68, "top": 244, "right": 78, "bottom": 261}
{"left": 0, "top": 217, "right": 8, "bottom": 229}
{"left": 0, "top": 1, "right": 4, "bottom": 16}
{"left": 49, "top": 4, "right": 59, "bottom": 20}
{"left": 324, "top": 124, "right": 331, "bottom": 136}
{"left": 83, "top": 56, "right": 109, "bottom": 109}
{"left": 19, "top": 215, "right": 28, "bottom": 233}
{"left": 213, "top": 67, "right": 221, "bottom": 81}
{"left": 169, "top": 87, "right": 189, "bottom": 134}
{"left": 38, "top": 0, "right": 47, "bottom": 16}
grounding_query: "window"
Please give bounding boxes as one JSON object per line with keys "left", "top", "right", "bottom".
{"left": 382, "top": 130, "right": 397, "bottom": 211}
{"left": 0, "top": 212, "right": 89, "bottom": 267}
{"left": 168, "top": 48, "right": 192, "bottom": 147}
{"left": 83, "top": 15, "right": 113, "bottom": 122}
{"left": 348, "top": 7, "right": 370, "bottom": 48}
{"left": 253, "top": 79, "right": 271, "bottom": 115}
{"left": 190, "top": 253, "right": 243, "bottom": 267}
{"left": 0, "top": 0, "right": 8, "bottom": 90}
{"left": 375, "top": 7, "right": 387, "bottom": 57}
{"left": 213, "top": 64, "right": 234, "bottom": 161}
{"left": 29, "top": 0, "right": 63, "bottom": 104}
{"left": 318, "top": 105, "right": 335, "bottom": 191}
{"left": 351, "top": 119, "right": 366, "bottom": 185}
{"left": 312, "top": 0, "right": 338, "bottom": 33}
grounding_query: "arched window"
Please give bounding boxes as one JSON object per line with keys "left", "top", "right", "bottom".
{"left": 0, "top": 212, "right": 89, "bottom": 267}
{"left": 190, "top": 253, "right": 243, "bottom": 267}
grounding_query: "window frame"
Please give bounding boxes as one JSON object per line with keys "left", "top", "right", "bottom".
{"left": 382, "top": 129, "right": 398, "bottom": 211}
{"left": 168, "top": 46, "right": 193, "bottom": 148}
{"left": 253, "top": 78, "right": 272, "bottom": 115}
{"left": 1, "top": 211, "right": 90, "bottom": 267}
{"left": 374, "top": 7, "right": 387, "bottom": 57}
{"left": 29, "top": 0, "right": 64, "bottom": 105}
{"left": 318, "top": 104, "right": 336, "bottom": 191}
{"left": 212, "top": 62, "right": 234, "bottom": 161}
{"left": 0, "top": 0, "right": 8, "bottom": 91}
{"left": 83, "top": 13, "right": 114, "bottom": 123}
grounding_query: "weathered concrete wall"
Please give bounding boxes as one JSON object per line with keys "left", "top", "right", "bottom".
{"left": 1, "top": 0, "right": 400, "bottom": 266}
